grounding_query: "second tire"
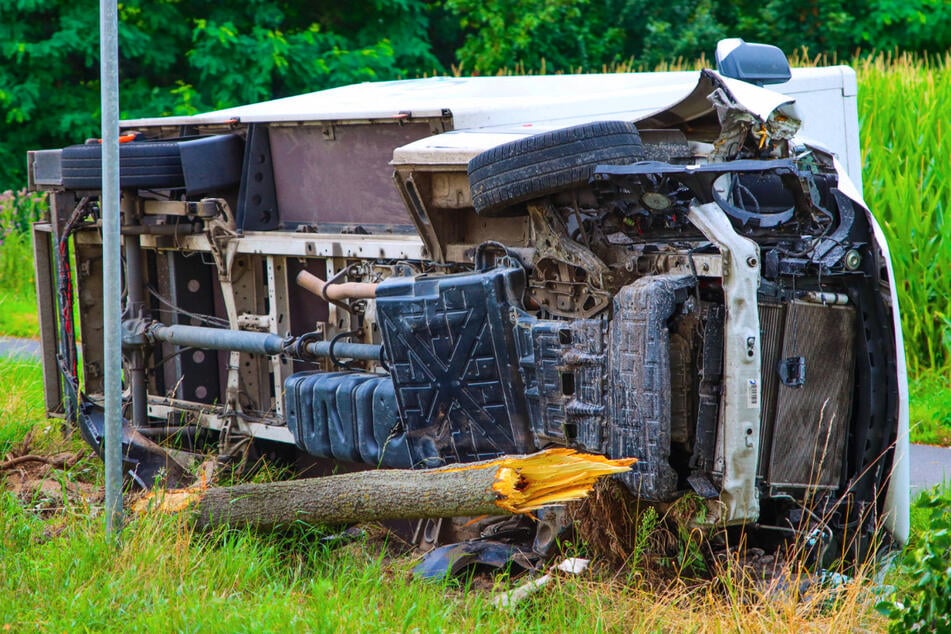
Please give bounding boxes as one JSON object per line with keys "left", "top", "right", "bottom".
{"left": 467, "top": 121, "right": 644, "bottom": 216}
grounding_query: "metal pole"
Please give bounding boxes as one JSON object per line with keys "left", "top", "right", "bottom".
{"left": 100, "top": 0, "right": 123, "bottom": 536}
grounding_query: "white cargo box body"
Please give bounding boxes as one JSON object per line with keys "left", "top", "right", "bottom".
{"left": 123, "top": 67, "right": 862, "bottom": 192}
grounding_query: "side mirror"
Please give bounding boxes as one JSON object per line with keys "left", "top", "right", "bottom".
{"left": 715, "top": 38, "right": 791, "bottom": 86}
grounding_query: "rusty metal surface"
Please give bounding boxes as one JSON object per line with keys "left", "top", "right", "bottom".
{"left": 526, "top": 202, "right": 614, "bottom": 318}
{"left": 31, "top": 223, "right": 63, "bottom": 414}
{"left": 269, "top": 122, "right": 431, "bottom": 229}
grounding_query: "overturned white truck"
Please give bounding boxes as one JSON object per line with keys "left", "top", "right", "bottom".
{"left": 28, "top": 40, "right": 909, "bottom": 563}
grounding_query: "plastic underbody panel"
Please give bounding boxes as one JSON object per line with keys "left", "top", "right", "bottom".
{"left": 286, "top": 267, "right": 535, "bottom": 469}
{"left": 284, "top": 262, "right": 864, "bottom": 508}
{"left": 246, "top": 154, "right": 892, "bottom": 535}
{"left": 286, "top": 268, "right": 710, "bottom": 502}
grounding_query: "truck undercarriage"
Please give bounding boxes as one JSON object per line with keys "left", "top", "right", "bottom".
{"left": 28, "top": 57, "right": 907, "bottom": 566}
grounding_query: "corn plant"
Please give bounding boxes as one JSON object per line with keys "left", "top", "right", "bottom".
{"left": 856, "top": 52, "right": 951, "bottom": 374}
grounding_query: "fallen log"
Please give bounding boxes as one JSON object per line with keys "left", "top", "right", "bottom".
{"left": 134, "top": 448, "right": 635, "bottom": 531}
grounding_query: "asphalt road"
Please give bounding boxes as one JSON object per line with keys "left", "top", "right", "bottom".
{"left": 0, "top": 336, "right": 42, "bottom": 359}
{"left": 909, "top": 443, "right": 951, "bottom": 495}
{"left": 1, "top": 335, "right": 948, "bottom": 493}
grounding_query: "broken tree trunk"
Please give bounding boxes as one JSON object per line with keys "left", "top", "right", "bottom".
{"left": 135, "top": 449, "right": 635, "bottom": 531}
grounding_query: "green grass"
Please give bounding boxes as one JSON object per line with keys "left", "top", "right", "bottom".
{"left": 0, "top": 495, "right": 890, "bottom": 632}
{"left": 0, "top": 192, "right": 42, "bottom": 340}
{"left": 0, "top": 358, "right": 890, "bottom": 632}
{"left": 0, "top": 510, "right": 495, "bottom": 632}
{"left": 909, "top": 372, "right": 951, "bottom": 446}
{"left": 854, "top": 52, "right": 951, "bottom": 446}
{"left": 0, "top": 291, "right": 39, "bottom": 339}
{"left": 0, "top": 358, "right": 47, "bottom": 456}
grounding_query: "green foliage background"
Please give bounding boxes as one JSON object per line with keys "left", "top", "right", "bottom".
{"left": 0, "top": 0, "right": 439, "bottom": 189}
{"left": 1, "top": 0, "right": 949, "bottom": 190}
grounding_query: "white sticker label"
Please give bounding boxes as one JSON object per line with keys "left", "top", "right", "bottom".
{"left": 747, "top": 378, "right": 759, "bottom": 409}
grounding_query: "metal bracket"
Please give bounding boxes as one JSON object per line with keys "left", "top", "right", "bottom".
{"left": 526, "top": 202, "right": 613, "bottom": 318}
{"left": 778, "top": 356, "right": 807, "bottom": 388}
{"left": 203, "top": 200, "right": 248, "bottom": 423}
{"left": 688, "top": 200, "right": 762, "bottom": 525}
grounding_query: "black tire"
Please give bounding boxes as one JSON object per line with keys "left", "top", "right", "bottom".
{"left": 467, "top": 121, "right": 644, "bottom": 216}
{"left": 61, "top": 142, "right": 185, "bottom": 190}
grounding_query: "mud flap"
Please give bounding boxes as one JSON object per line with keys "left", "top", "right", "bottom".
{"left": 78, "top": 399, "right": 193, "bottom": 489}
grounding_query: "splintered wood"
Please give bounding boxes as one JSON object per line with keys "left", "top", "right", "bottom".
{"left": 133, "top": 448, "right": 635, "bottom": 531}
{"left": 489, "top": 449, "right": 636, "bottom": 513}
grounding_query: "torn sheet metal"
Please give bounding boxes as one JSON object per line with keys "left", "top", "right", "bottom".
{"left": 413, "top": 540, "right": 539, "bottom": 579}
{"left": 636, "top": 70, "right": 801, "bottom": 160}
{"left": 79, "top": 400, "right": 193, "bottom": 489}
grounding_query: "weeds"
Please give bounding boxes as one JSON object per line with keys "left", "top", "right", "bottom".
{"left": 876, "top": 486, "right": 951, "bottom": 632}
{"left": 0, "top": 358, "right": 47, "bottom": 456}
{"left": 909, "top": 372, "right": 951, "bottom": 446}
{"left": 0, "top": 191, "right": 43, "bottom": 298}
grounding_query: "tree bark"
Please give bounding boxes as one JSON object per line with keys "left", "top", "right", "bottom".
{"left": 0, "top": 452, "right": 83, "bottom": 471}
{"left": 135, "top": 448, "right": 635, "bottom": 531}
